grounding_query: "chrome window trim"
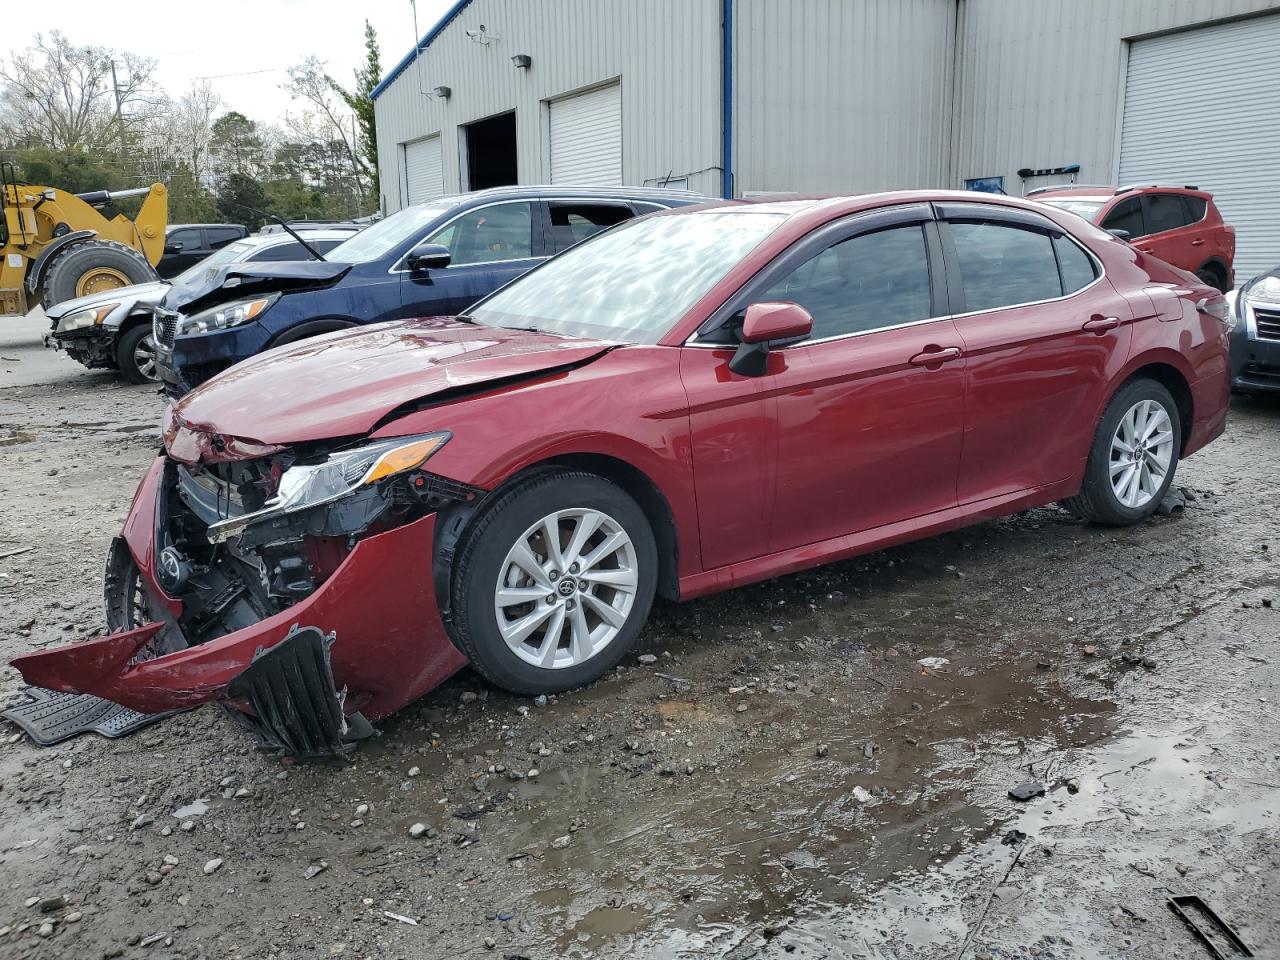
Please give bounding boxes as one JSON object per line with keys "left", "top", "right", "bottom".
{"left": 684, "top": 222, "right": 1106, "bottom": 349}
{"left": 388, "top": 195, "right": 666, "bottom": 275}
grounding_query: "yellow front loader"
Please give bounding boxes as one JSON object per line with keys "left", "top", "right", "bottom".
{"left": 1, "top": 161, "right": 168, "bottom": 316}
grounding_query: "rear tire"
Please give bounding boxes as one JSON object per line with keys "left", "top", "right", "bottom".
{"left": 449, "top": 470, "right": 658, "bottom": 696}
{"left": 1063, "top": 378, "right": 1181, "bottom": 526}
{"left": 41, "top": 240, "right": 158, "bottom": 310}
{"left": 115, "top": 323, "right": 159, "bottom": 384}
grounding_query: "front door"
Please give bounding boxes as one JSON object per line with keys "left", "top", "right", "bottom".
{"left": 938, "top": 205, "right": 1135, "bottom": 503}
{"left": 401, "top": 200, "right": 543, "bottom": 317}
{"left": 684, "top": 208, "right": 967, "bottom": 568}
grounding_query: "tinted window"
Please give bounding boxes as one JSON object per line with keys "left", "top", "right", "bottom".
{"left": 1102, "top": 197, "right": 1144, "bottom": 237}
{"left": 1143, "top": 194, "right": 1186, "bottom": 235}
{"left": 549, "top": 203, "right": 634, "bottom": 253}
{"left": 1053, "top": 234, "right": 1097, "bottom": 294}
{"left": 1183, "top": 195, "right": 1207, "bottom": 222}
{"left": 758, "top": 225, "right": 933, "bottom": 340}
{"left": 167, "top": 228, "right": 203, "bottom": 252}
{"left": 208, "top": 226, "right": 244, "bottom": 248}
{"left": 951, "top": 222, "right": 1061, "bottom": 312}
{"left": 429, "top": 202, "right": 534, "bottom": 265}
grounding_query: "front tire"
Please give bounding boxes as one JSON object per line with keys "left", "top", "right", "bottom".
{"left": 115, "top": 323, "right": 159, "bottom": 384}
{"left": 1064, "top": 378, "right": 1181, "bottom": 525}
{"left": 41, "top": 240, "right": 158, "bottom": 309}
{"left": 449, "top": 471, "right": 658, "bottom": 695}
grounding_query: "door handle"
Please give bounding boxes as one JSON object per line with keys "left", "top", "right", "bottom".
{"left": 1082, "top": 316, "right": 1120, "bottom": 334}
{"left": 1190, "top": 238, "right": 1205, "bottom": 246}
{"left": 909, "top": 346, "right": 962, "bottom": 366}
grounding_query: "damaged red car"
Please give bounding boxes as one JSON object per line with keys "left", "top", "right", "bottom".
{"left": 12, "top": 193, "right": 1231, "bottom": 756}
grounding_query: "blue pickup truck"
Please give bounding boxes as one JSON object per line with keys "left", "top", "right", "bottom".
{"left": 153, "top": 185, "right": 707, "bottom": 393}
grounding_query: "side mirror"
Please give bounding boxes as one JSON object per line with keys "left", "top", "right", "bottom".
{"left": 1107, "top": 228, "right": 1131, "bottom": 242}
{"left": 729, "top": 301, "right": 813, "bottom": 376}
{"left": 406, "top": 242, "right": 451, "bottom": 272}
{"left": 163, "top": 242, "right": 181, "bottom": 255}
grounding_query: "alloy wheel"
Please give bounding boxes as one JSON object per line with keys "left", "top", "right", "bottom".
{"left": 133, "top": 333, "right": 158, "bottom": 381}
{"left": 493, "top": 507, "right": 639, "bottom": 669}
{"left": 1109, "top": 399, "right": 1174, "bottom": 509}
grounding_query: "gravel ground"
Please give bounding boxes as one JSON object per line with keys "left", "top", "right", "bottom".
{"left": 1, "top": 310, "right": 1278, "bottom": 960}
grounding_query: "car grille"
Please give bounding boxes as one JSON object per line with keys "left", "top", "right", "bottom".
{"left": 153, "top": 308, "right": 180, "bottom": 349}
{"left": 1254, "top": 306, "right": 1280, "bottom": 342}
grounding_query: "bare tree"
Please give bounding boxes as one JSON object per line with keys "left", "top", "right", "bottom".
{"left": 283, "top": 57, "right": 367, "bottom": 199}
{"left": 170, "top": 81, "right": 222, "bottom": 185}
{"left": 0, "top": 31, "right": 160, "bottom": 151}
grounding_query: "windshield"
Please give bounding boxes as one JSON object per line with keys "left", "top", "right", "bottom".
{"left": 172, "top": 240, "right": 257, "bottom": 285}
{"left": 326, "top": 200, "right": 460, "bottom": 264}
{"left": 468, "top": 211, "right": 786, "bottom": 343}
{"left": 1040, "top": 198, "right": 1106, "bottom": 221}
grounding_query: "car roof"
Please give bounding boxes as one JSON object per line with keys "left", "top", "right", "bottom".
{"left": 442, "top": 184, "right": 713, "bottom": 206}
{"left": 166, "top": 223, "right": 246, "bottom": 231}
{"left": 1029, "top": 184, "right": 1211, "bottom": 200}
{"left": 231, "top": 230, "right": 357, "bottom": 248}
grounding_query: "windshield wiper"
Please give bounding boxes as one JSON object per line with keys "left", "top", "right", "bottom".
{"left": 269, "top": 216, "right": 326, "bottom": 262}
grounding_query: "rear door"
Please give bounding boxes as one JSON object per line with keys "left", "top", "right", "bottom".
{"left": 547, "top": 200, "right": 635, "bottom": 254}
{"left": 938, "top": 203, "right": 1135, "bottom": 504}
{"left": 401, "top": 200, "right": 542, "bottom": 316}
{"left": 161, "top": 228, "right": 207, "bottom": 277}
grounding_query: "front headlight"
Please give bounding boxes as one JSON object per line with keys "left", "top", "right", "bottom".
{"left": 56, "top": 303, "right": 120, "bottom": 333}
{"left": 206, "top": 432, "right": 450, "bottom": 542}
{"left": 180, "top": 294, "right": 279, "bottom": 336}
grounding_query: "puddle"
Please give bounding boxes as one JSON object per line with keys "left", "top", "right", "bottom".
{"left": 173, "top": 798, "right": 210, "bottom": 818}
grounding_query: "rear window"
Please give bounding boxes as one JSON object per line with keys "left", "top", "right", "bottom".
{"left": 1053, "top": 234, "right": 1098, "bottom": 294}
{"left": 951, "top": 222, "right": 1062, "bottom": 312}
{"left": 1183, "top": 195, "right": 1207, "bottom": 222}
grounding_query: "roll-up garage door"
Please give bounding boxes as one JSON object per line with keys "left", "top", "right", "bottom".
{"left": 549, "top": 83, "right": 622, "bottom": 186}
{"left": 403, "top": 135, "right": 444, "bottom": 206}
{"left": 1119, "top": 14, "right": 1280, "bottom": 282}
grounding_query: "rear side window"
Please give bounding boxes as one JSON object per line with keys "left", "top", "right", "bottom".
{"left": 1142, "top": 194, "right": 1187, "bottom": 235}
{"left": 950, "top": 222, "right": 1061, "bottom": 312}
{"left": 758, "top": 225, "right": 933, "bottom": 340}
{"left": 1053, "top": 234, "right": 1098, "bottom": 294}
{"left": 548, "top": 203, "right": 634, "bottom": 253}
{"left": 1183, "top": 195, "right": 1207, "bottom": 222}
{"left": 208, "top": 226, "right": 244, "bottom": 248}
{"left": 1102, "top": 197, "right": 1144, "bottom": 238}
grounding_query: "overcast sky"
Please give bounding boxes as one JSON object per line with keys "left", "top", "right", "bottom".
{"left": 4, "top": 0, "right": 454, "bottom": 126}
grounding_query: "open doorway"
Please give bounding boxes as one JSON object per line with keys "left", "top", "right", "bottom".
{"left": 463, "top": 112, "right": 517, "bottom": 191}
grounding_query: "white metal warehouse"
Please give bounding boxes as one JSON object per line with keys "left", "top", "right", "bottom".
{"left": 372, "top": 0, "right": 1280, "bottom": 279}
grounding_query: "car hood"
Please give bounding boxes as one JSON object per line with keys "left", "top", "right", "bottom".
{"left": 164, "top": 260, "right": 352, "bottom": 315}
{"left": 46, "top": 281, "right": 169, "bottom": 321}
{"left": 167, "top": 318, "right": 617, "bottom": 451}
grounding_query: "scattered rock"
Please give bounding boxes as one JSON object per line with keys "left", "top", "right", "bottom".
{"left": 917, "top": 657, "right": 950, "bottom": 671}
{"left": 39, "top": 895, "right": 67, "bottom": 913}
{"left": 1066, "top": 777, "right": 1081, "bottom": 794}
{"left": 637, "top": 654, "right": 657, "bottom": 665}
{"left": 129, "top": 814, "right": 154, "bottom": 831}
{"left": 355, "top": 803, "right": 370, "bottom": 817}
{"left": 202, "top": 858, "right": 223, "bottom": 875}
{"left": 1002, "top": 829, "right": 1028, "bottom": 846}
{"left": 303, "top": 861, "right": 328, "bottom": 880}
{"left": 461, "top": 691, "right": 478, "bottom": 704}
{"left": 1008, "top": 781, "right": 1046, "bottom": 802}
{"left": 533, "top": 694, "right": 548, "bottom": 706}
{"left": 408, "top": 822, "right": 434, "bottom": 839}
{"left": 815, "top": 744, "right": 829, "bottom": 758}
{"left": 550, "top": 835, "right": 571, "bottom": 849}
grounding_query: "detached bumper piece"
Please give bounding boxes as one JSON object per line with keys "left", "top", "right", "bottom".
{"left": 226, "top": 625, "right": 375, "bottom": 759}
{"left": 1, "top": 686, "right": 184, "bottom": 746}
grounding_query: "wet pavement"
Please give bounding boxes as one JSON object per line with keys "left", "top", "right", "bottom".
{"left": 1, "top": 309, "right": 1278, "bottom": 959}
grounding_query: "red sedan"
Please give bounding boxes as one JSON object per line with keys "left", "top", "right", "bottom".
{"left": 13, "top": 193, "right": 1232, "bottom": 755}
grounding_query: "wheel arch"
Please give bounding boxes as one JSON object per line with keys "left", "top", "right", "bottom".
{"left": 266, "top": 317, "right": 358, "bottom": 348}
{"left": 1197, "top": 257, "right": 1230, "bottom": 291}
{"left": 1113, "top": 357, "right": 1194, "bottom": 455}
{"left": 24, "top": 230, "right": 96, "bottom": 293}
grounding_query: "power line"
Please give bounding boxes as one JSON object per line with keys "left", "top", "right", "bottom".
{"left": 194, "top": 66, "right": 292, "bottom": 81}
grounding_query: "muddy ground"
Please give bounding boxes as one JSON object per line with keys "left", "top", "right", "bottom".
{"left": 0, "top": 309, "right": 1277, "bottom": 960}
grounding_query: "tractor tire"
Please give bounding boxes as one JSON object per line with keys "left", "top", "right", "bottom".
{"left": 40, "top": 240, "right": 159, "bottom": 311}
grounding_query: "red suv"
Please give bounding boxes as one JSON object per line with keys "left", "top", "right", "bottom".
{"left": 1031, "top": 185, "right": 1235, "bottom": 292}
{"left": 12, "top": 193, "right": 1233, "bottom": 756}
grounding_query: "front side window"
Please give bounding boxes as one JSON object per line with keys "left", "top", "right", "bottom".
{"left": 429, "top": 202, "right": 534, "bottom": 265}
{"left": 549, "top": 202, "right": 634, "bottom": 253}
{"left": 1142, "top": 194, "right": 1187, "bottom": 235}
{"left": 757, "top": 225, "right": 933, "bottom": 340}
{"left": 468, "top": 211, "right": 785, "bottom": 343}
{"left": 208, "top": 227, "right": 244, "bottom": 248}
{"left": 951, "top": 222, "right": 1061, "bottom": 312}
{"left": 1102, "top": 197, "right": 1144, "bottom": 238}
{"left": 167, "top": 228, "right": 203, "bottom": 252}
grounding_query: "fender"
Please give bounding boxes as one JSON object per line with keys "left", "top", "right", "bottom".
{"left": 1086, "top": 346, "right": 1198, "bottom": 450}
{"left": 24, "top": 230, "right": 96, "bottom": 293}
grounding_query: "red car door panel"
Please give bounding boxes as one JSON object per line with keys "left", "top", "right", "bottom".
{"left": 939, "top": 211, "right": 1135, "bottom": 504}
{"left": 764, "top": 322, "right": 966, "bottom": 552}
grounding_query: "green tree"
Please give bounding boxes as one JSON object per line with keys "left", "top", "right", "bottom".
{"left": 210, "top": 111, "right": 266, "bottom": 180}
{"left": 166, "top": 163, "right": 217, "bottom": 223}
{"left": 329, "top": 20, "right": 381, "bottom": 205}
{"left": 215, "top": 172, "right": 268, "bottom": 231}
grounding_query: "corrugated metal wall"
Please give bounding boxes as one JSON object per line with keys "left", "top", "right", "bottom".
{"left": 952, "top": 0, "right": 1280, "bottom": 194}
{"left": 732, "top": 0, "right": 957, "bottom": 194}
{"left": 373, "top": 0, "right": 722, "bottom": 213}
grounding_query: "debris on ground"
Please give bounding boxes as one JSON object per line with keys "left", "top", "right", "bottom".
{"left": 1008, "top": 781, "right": 1046, "bottom": 802}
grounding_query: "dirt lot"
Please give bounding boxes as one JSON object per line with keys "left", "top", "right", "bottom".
{"left": 1, "top": 309, "right": 1278, "bottom": 960}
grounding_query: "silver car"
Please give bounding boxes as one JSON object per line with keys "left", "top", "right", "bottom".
{"left": 47, "top": 230, "right": 354, "bottom": 383}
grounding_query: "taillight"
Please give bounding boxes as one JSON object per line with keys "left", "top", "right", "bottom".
{"left": 1196, "top": 294, "right": 1234, "bottom": 330}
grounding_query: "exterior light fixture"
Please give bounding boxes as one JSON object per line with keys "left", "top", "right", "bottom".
{"left": 511, "top": 54, "right": 531, "bottom": 69}
{"left": 433, "top": 85, "right": 452, "bottom": 100}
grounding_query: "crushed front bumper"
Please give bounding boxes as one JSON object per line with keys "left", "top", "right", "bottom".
{"left": 11, "top": 457, "right": 468, "bottom": 743}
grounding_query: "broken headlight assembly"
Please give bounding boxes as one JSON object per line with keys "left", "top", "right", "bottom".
{"left": 57, "top": 303, "right": 120, "bottom": 333}
{"left": 206, "top": 432, "right": 450, "bottom": 543}
{"left": 180, "top": 294, "right": 279, "bottom": 335}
